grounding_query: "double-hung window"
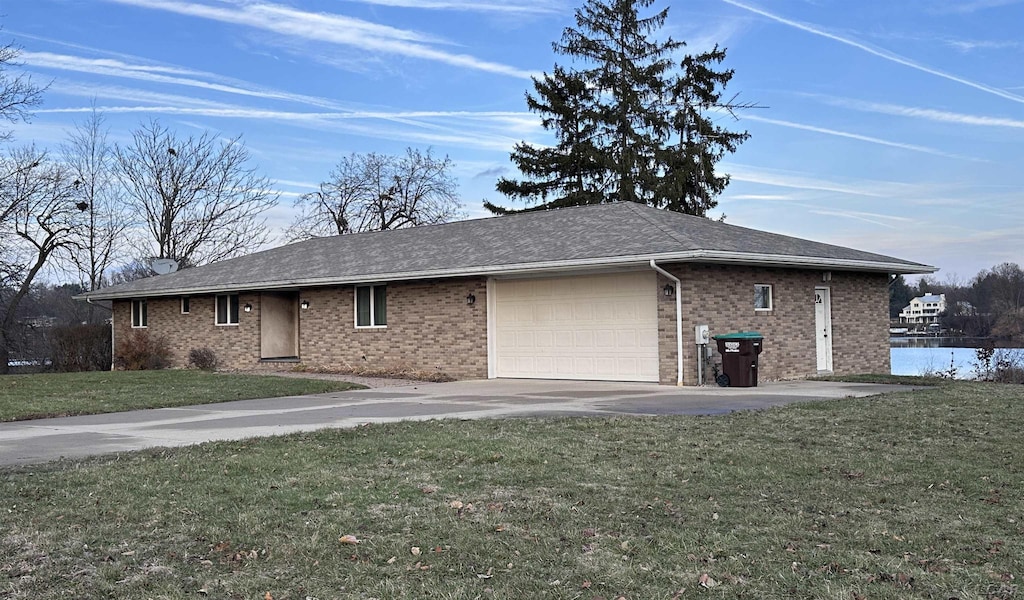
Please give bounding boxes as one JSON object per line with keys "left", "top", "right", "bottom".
{"left": 355, "top": 285, "right": 387, "bottom": 328}
{"left": 216, "top": 294, "right": 239, "bottom": 325}
{"left": 754, "top": 284, "right": 773, "bottom": 311}
{"left": 131, "top": 299, "right": 148, "bottom": 328}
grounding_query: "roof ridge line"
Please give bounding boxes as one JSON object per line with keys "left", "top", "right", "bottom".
{"left": 622, "top": 202, "right": 693, "bottom": 248}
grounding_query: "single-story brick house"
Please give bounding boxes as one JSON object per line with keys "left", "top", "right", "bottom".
{"left": 79, "top": 202, "right": 934, "bottom": 385}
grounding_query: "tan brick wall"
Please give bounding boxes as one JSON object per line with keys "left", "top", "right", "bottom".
{"left": 112, "top": 277, "right": 488, "bottom": 379}
{"left": 113, "top": 294, "right": 262, "bottom": 368}
{"left": 113, "top": 268, "right": 888, "bottom": 385}
{"left": 656, "top": 264, "right": 890, "bottom": 385}
{"left": 298, "top": 277, "right": 487, "bottom": 379}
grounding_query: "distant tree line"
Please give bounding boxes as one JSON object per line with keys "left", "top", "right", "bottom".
{"left": 890, "top": 262, "right": 1024, "bottom": 339}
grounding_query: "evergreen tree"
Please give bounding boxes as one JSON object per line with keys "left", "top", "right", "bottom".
{"left": 489, "top": 66, "right": 605, "bottom": 213}
{"left": 490, "top": 0, "right": 749, "bottom": 216}
{"left": 655, "top": 46, "right": 750, "bottom": 215}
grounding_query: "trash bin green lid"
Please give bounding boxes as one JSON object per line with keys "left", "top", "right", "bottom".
{"left": 713, "top": 331, "right": 763, "bottom": 340}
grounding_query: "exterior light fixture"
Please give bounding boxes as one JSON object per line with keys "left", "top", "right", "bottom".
{"left": 300, "top": 300, "right": 310, "bottom": 310}
{"left": 243, "top": 303, "right": 252, "bottom": 313}
{"left": 466, "top": 293, "right": 476, "bottom": 306}
{"left": 663, "top": 284, "right": 675, "bottom": 297}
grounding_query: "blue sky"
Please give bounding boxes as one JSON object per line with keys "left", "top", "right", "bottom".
{"left": 5, "top": 0, "right": 1023, "bottom": 281}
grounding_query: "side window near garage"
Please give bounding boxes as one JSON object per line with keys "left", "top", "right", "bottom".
{"left": 754, "top": 284, "right": 773, "bottom": 311}
{"left": 181, "top": 297, "right": 190, "bottom": 314}
{"left": 355, "top": 285, "right": 387, "bottom": 327}
{"left": 131, "top": 299, "right": 148, "bottom": 328}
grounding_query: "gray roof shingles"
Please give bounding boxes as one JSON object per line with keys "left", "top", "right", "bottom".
{"left": 83, "top": 202, "right": 934, "bottom": 300}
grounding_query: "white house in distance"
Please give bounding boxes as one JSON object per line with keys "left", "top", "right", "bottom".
{"left": 899, "top": 293, "right": 947, "bottom": 324}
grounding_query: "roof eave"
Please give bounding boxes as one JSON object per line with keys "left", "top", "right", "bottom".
{"left": 75, "top": 250, "right": 936, "bottom": 301}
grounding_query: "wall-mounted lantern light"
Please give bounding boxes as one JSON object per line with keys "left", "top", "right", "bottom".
{"left": 300, "top": 299, "right": 310, "bottom": 310}
{"left": 466, "top": 293, "right": 476, "bottom": 306}
{"left": 663, "top": 284, "right": 675, "bottom": 298}
{"left": 243, "top": 303, "right": 253, "bottom": 313}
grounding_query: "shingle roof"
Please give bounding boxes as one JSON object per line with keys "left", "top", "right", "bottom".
{"left": 81, "top": 202, "right": 935, "bottom": 300}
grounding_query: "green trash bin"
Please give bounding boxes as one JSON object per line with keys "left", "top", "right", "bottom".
{"left": 713, "top": 331, "right": 764, "bottom": 387}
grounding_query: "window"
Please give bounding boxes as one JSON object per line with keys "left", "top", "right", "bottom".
{"left": 216, "top": 294, "right": 239, "bottom": 325}
{"left": 131, "top": 299, "right": 148, "bottom": 328}
{"left": 355, "top": 284, "right": 387, "bottom": 327}
{"left": 754, "top": 284, "right": 773, "bottom": 311}
{"left": 181, "top": 297, "right": 190, "bottom": 314}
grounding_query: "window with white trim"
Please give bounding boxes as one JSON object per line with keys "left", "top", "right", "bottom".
{"left": 355, "top": 285, "right": 387, "bottom": 327}
{"left": 216, "top": 294, "right": 239, "bottom": 325}
{"left": 181, "top": 297, "right": 190, "bottom": 314}
{"left": 754, "top": 284, "right": 773, "bottom": 311}
{"left": 131, "top": 299, "right": 148, "bottom": 328}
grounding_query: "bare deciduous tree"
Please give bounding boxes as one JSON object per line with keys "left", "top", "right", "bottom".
{"left": 286, "top": 148, "right": 462, "bottom": 240}
{"left": 0, "top": 40, "right": 45, "bottom": 142}
{"left": 0, "top": 146, "right": 81, "bottom": 373}
{"left": 114, "top": 119, "right": 278, "bottom": 267}
{"left": 61, "top": 109, "right": 130, "bottom": 294}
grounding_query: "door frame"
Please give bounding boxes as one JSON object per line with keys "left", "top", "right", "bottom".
{"left": 814, "top": 286, "right": 834, "bottom": 372}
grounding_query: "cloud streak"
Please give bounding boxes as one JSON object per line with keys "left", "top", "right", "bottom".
{"left": 23, "top": 51, "right": 347, "bottom": 108}
{"left": 339, "top": 0, "right": 563, "bottom": 14}
{"left": 815, "top": 96, "right": 1024, "bottom": 129}
{"left": 720, "top": 0, "right": 1024, "bottom": 105}
{"left": 742, "top": 114, "right": 972, "bottom": 159}
{"left": 101, "top": 0, "right": 533, "bottom": 78}
{"left": 36, "top": 104, "right": 531, "bottom": 151}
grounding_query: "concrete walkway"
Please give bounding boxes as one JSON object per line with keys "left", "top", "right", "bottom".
{"left": 0, "top": 379, "right": 914, "bottom": 467}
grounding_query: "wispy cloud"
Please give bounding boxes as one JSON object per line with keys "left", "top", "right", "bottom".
{"left": 810, "top": 209, "right": 914, "bottom": 229}
{"left": 338, "top": 0, "right": 563, "bottom": 14}
{"left": 931, "top": 0, "right": 1024, "bottom": 14}
{"left": 724, "top": 164, "right": 889, "bottom": 197}
{"left": 727, "top": 193, "right": 797, "bottom": 201}
{"left": 741, "top": 114, "right": 972, "bottom": 159}
{"left": 814, "top": 96, "right": 1024, "bottom": 129}
{"left": 23, "top": 51, "right": 346, "bottom": 108}
{"left": 37, "top": 104, "right": 532, "bottom": 151}
{"left": 100, "top": 0, "right": 534, "bottom": 78}
{"left": 720, "top": 0, "right": 1024, "bottom": 105}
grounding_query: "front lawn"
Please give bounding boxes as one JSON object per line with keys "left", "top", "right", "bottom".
{"left": 0, "top": 371, "right": 364, "bottom": 422}
{"left": 1, "top": 381, "right": 1020, "bottom": 599}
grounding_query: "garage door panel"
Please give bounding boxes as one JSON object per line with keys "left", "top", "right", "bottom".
{"left": 494, "top": 272, "right": 659, "bottom": 382}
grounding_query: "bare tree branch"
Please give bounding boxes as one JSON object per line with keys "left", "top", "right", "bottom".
{"left": 0, "top": 146, "right": 81, "bottom": 373}
{"left": 287, "top": 148, "right": 463, "bottom": 241}
{"left": 113, "top": 119, "right": 278, "bottom": 267}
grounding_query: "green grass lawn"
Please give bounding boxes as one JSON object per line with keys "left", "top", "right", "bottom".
{"left": 2, "top": 381, "right": 1021, "bottom": 599}
{"left": 0, "top": 371, "right": 364, "bottom": 422}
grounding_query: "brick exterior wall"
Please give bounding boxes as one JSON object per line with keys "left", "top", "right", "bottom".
{"left": 112, "top": 276, "right": 488, "bottom": 379}
{"left": 112, "top": 267, "right": 889, "bottom": 385}
{"left": 656, "top": 264, "right": 891, "bottom": 385}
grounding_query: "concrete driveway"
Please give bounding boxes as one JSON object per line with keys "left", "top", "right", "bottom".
{"left": 0, "top": 379, "right": 913, "bottom": 467}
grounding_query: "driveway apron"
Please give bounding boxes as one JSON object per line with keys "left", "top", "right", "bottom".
{"left": 0, "top": 379, "right": 913, "bottom": 467}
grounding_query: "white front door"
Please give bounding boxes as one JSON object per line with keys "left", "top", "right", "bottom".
{"left": 815, "top": 287, "right": 833, "bottom": 372}
{"left": 492, "top": 272, "right": 660, "bottom": 382}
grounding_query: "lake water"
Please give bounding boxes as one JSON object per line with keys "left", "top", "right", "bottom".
{"left": 889, "top": 337, "right": 1024, "bottom": 378}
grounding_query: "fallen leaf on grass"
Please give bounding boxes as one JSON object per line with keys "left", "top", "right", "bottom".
{"left": 450, "top": 500, "right": 464, "bottom": 510}
{"left": 386, "top": 556, "right": 396, "bottom": 564}
{"left": 699, "top": 573, "right": 718, "bottom": 588}
{"left": 339, "top": 535, "right": 359, "bottom": 545}
{"left": 264, "top": 593, "right": 273, "bottom": 600}
{"left": 411, "top": 547, "right": 421, "bottom": 556}
{"left": 581, "top": 580, "right": 592, "bottom": 589}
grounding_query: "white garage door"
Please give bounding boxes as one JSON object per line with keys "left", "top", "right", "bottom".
{"left": 493, "top": 272, "right": 660, "bottom": 382}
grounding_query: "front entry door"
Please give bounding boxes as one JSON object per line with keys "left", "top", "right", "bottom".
{"left": 260, "top": 292, "right": 299, "bottom": 359}
{"left": 815, "top": 287, "right": 833, "bottom": 372}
